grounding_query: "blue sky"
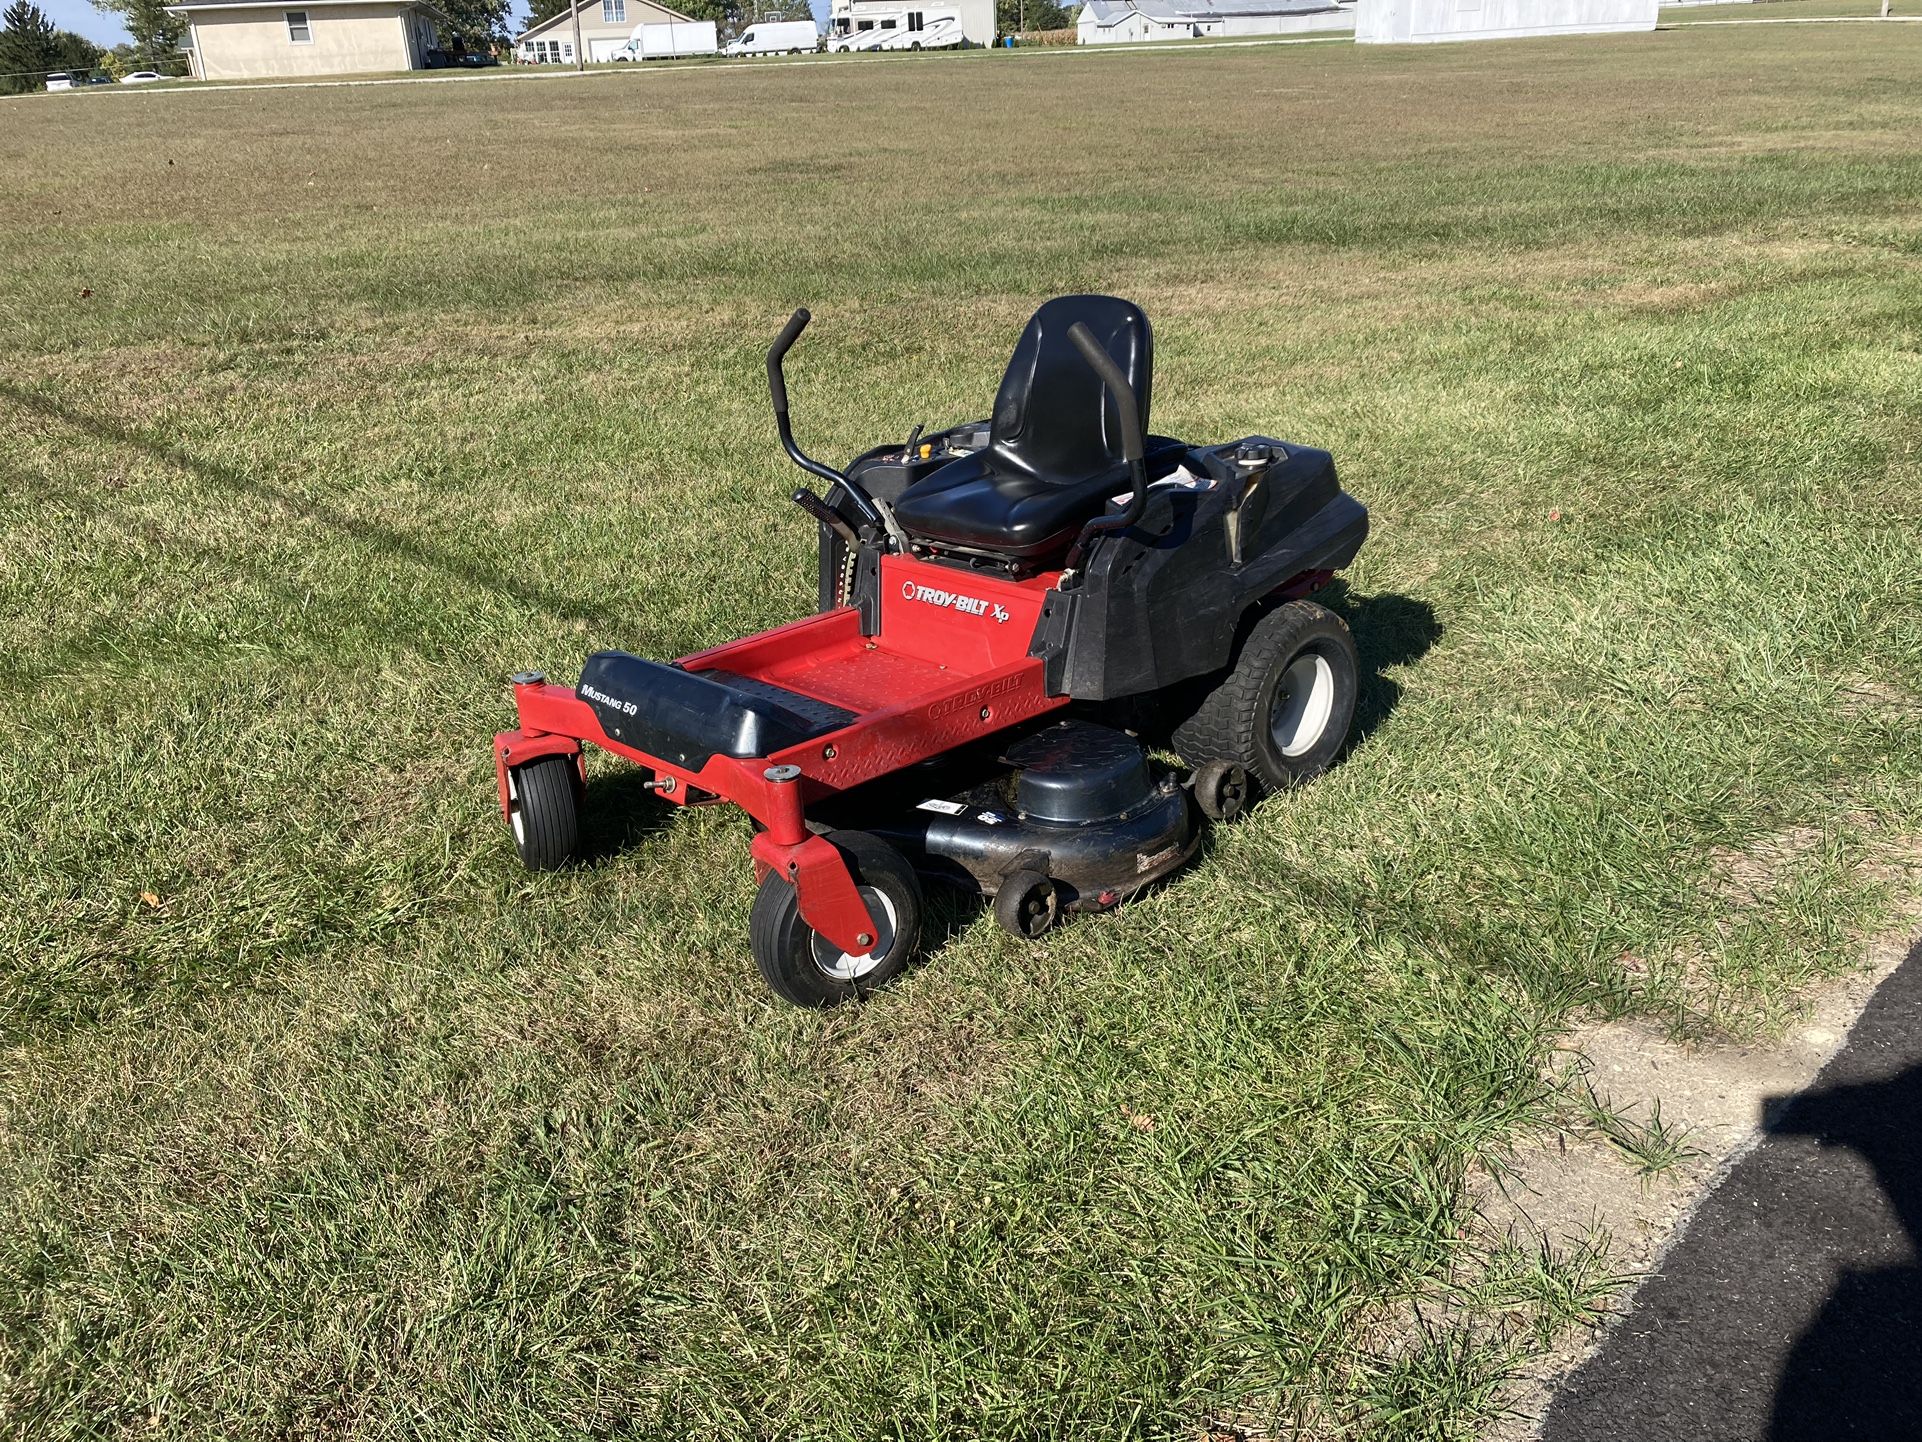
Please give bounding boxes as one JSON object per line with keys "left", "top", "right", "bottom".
{"left": 42, "top": 0, "right": 130, "bottom": 45}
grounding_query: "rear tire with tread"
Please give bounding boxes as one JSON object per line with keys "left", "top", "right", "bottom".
{"left": 1170, "top": 599, "right": 1358, "bottom": 795}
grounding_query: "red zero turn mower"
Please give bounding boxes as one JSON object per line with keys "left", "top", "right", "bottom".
{"left": 494, "top": 296, "right": 1368, "bottom": 1005}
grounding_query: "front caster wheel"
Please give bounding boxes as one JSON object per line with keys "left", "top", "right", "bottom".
{"left": 994, "top": 867, "right": 1059, "bottom": 940}
{"left": 1171, "top": 599, "right": 1359, "bottom": 796}
{"left": 507, "top": 754, "right": 580, "bottom": 870}
{"left": 750, "top": 831, "right": 924, "bottom": 1006}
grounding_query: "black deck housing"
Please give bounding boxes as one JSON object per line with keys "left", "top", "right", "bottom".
{"left": 846, "top": 720, "right": 1197, "bottom": 908}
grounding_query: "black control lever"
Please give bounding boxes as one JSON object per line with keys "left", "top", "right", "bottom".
{"left": 792, "top": 487, "right": 859, "bottom": 551}
{"left": 766, "top": 308, "right": 885, "bottom": 533}
{"left": 1060, "top": 321, "right": 1150, "bottom": 575}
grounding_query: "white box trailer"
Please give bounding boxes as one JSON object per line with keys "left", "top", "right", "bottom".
{"left": 617, "top": 19, "right": 719, "bottom": 57}
{"left": 1355, "top": 0, "right": 1657, "bottom": 43}
{"left": 722, "top": 18, "right": 819, "bottom": 53}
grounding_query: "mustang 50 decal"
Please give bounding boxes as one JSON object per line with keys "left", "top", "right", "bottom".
{"left": 900, "top": 580, "right": 1010, "bottom": 624}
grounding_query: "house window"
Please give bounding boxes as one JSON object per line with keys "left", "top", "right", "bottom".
{"left": 561, "top": 40, "right": 573, "bottom": 57}
{"left": 602, "top": 0, "right": 624, "bottom": 20}
{"left": 286, "top": 9, "right": 311, "bottom": 41}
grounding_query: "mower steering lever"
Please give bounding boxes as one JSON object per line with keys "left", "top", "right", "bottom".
{"left": 766, "top": 308, "right": 888, "bottom": 536}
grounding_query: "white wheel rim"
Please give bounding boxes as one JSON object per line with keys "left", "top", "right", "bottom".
{"left": 1271, "top": 652, "right": 1336, "bottom": 759}
{"left": 811, "top": 887, "right": 898, "bottom": 981}
{"left": 507, "top": 770, "right": 524, "bottom": 843}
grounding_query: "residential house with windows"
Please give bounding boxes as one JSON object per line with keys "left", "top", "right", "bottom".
{"left": 167, "top": 0, "right": 447, "bottom": 76}
{"left": 514, "top": 0, "right": 699, "bottom": 62}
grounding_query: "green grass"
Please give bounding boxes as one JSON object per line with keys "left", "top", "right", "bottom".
{"left": 3, "top": 16, "right": 1921, "bottom": 1440}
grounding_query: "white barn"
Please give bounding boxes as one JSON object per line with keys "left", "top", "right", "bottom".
{"left": 1354, "top": 0, "right": 1657, "bottom": 43}
{"left": 1078, "top": 0, "right": 1351, "bottom": 44}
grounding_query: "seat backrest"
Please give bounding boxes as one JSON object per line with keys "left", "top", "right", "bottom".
{"left": 988, "top": 295, "right": 1153, "bottom": 487}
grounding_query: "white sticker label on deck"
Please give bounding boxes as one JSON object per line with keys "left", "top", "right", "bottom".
{"left": 916, "top": 799, "right": 968, "bottom": 815}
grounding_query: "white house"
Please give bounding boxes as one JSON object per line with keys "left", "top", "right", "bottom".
{"left": 515, "top": 0, "right": 697, "bottom": 61}
{"left": 830, "top": 0, "right": 994, "bottom": 46}
{"left": 1354, "top": 0, "right": 1658, "bottom": 43}
{"left": 1077, "top": 0, "right": 1351, "bottom": 44}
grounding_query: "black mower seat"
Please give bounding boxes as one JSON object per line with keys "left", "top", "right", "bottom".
{"left": 892, "top": 437, "right": 1190, "bottom": 559}
{"left": 893, "top": 295, "right": 1169, "bottom": 561}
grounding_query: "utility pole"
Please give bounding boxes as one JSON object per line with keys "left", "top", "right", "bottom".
{"left": 570, "top": 0, "right": 586, "bottom": 69}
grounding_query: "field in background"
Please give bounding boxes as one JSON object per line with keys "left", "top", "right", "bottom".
{"left": 3, "top": 17, "right": 1921, "bottom": 1439}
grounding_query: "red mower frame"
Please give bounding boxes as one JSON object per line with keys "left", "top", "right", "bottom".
{"left": 494, "top": 554, "right": 1071, "bottom": 956}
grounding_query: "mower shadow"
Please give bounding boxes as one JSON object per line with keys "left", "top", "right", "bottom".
{"left": 0, "top": 381, "right": 610, "bottom": 628}
{"left": 1320, "top": 585, "right": 1443, "bottom": 750}
{"left": 573, "top": 769, "right": 680, "bottom": 865}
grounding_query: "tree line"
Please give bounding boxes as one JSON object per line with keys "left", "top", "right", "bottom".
{"left": 0, "top": 0, "right": 192, "bottom": 91}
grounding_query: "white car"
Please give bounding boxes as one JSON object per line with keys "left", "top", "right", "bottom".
{"left": 45, "top": 71, "right": 75, "bottom": 90}
{"left": 121, "top": 70, "right": 166, "bottom": 83}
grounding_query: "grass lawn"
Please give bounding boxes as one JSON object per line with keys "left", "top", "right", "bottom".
{"left": 3, "top": 15, "right": 1921, "bottom": 1439}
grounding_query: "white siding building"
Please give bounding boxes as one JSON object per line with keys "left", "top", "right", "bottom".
{"left": 1078, "top": 0, "right": 1351, "bottom": 44}
{"left": 1354, "top": 0, "right": 1657, "bottom": 43}
{"left": 169, "top": 0, "right": 446, "bottom": 77}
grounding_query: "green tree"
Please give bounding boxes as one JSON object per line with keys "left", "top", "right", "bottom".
{"left": 994, "top": 0, "right": 1069, "bottom": 32}
{"left": 50, "top": 28, "right": 101, "bottom": 70}
{"left": 436, "top": 0, "right": 508, "bottom": 48}
{"left": 521, "top": 0, "right": 572, "bottom": 30}
{"left": 0, "top": 0, "right": 56, "bottom": 92}
{"left": 89, "top": 0, "right": 189, "bottom": 71}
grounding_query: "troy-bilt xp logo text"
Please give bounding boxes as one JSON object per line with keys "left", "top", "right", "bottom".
{"left": 900, "top": 580, "right": 1010, "bottom": 624}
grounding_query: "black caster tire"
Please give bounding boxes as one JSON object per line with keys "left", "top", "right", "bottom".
{"left": 750, "top": 831, "right": 923, "bottom": 1006}
{"left": 1191, "top": 759, "right": 1248, "bottom": 822}
{"left": 994, "top": 867, "right": 1058, "bottom": 940}
{"left": 508, "top": 754, "right": 580, "bottom": 870}
{"left": 1171, "top": 599, "right": 1358, "bottom": 795}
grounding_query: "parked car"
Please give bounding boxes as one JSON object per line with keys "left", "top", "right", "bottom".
{"left": 121, "top": 70, "right": 166, "bottom": 83}
{"left": 721, "top": 19, "right": 817, "bottom": 55}
{"left": 44, "top": 71, "right": 74, "bottom": 90}
{"left": 455, "top": 49, "right": 500, "bottom": 66}
{"left": 87, "top": 71, "right": 115, "bottom": 83}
